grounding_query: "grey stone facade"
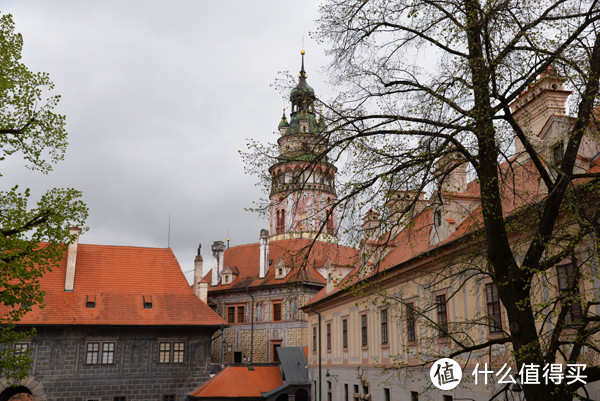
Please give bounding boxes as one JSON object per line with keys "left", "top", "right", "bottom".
{"left": 3, "top": 325, "right": 218, "bottom": 401}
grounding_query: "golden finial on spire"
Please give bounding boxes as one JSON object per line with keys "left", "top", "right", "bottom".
{"left": 299, "top": 50, "right": 307, "bottom": 78}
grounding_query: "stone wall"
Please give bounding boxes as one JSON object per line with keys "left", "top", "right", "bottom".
{"left": 7, "top": 325, "right": 217, "bottom": 401}
{"left": 209, "top": 285, "right": 320, "bottom": 364}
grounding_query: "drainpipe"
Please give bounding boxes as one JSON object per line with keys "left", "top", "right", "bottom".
{"left": 310, "top": 304, "right": 322, "bottom": 401}
{"left": 247, "top": 287, "right": 255, "bottom": 365}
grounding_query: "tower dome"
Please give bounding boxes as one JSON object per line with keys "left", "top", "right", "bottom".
{"left": 277, "top": 109, "right": 290, "bottom": 131}
{"left": 268, "top": 51, "right": 337, "bottom": 243}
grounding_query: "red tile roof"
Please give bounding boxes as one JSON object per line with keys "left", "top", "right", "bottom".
{"left": 189, "top": 366, "right": 282, "bottom": 398}
{"left": 14, "top": 244, "right": 224, "bottom": 326}
{"left": 306, "top": 153, "right": 600, "bottom": 307}
{"left": 203, "top": 238, "right": 359, "bottom": 291}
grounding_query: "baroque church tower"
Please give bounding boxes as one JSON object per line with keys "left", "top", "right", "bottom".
{"left": 269, "top": 51, "right": 337, "bottom": 242}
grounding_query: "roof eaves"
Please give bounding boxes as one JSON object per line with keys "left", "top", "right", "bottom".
{"left": 305, "top": 176, "right": 600, "bottom": 310}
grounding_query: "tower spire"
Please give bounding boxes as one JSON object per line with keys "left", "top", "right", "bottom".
{"left": 300, "top": 50, "right": 306, "bottom": 79}
{"left": 290, "top": 50, "right": 315, "bottom": 117}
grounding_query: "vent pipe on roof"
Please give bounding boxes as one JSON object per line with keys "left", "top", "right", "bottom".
{"left": 434, "top": 153, "right": 467, "bottom": 194}
{"left": 259, "top": 229, "right": 270, "bottom": 279}
{"left": 64, "top": 226, "right": 82, "bottom": 292}
{"left": 211, "top": 241, "right": 226, "bottom": 287}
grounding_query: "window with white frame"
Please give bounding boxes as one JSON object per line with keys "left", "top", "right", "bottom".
{"left": 14, "top": 342, "right": 30, "bottom": 357}
{"left": 159, "top": 341, "right": 185, "bottom": 363}
{"left": 86, "top": 341, "right": 115, "bottom": 365}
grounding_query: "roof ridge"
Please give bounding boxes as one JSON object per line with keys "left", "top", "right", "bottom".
{"left": 78, "top": 243, "right": 172, "bottom": 250}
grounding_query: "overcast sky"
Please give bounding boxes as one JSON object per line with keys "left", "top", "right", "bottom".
{"left": 2, "top": 1, "right": 334, "bottom": 282}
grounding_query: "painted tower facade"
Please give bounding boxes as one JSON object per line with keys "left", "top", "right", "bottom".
{"left": 269, "top": 51, "right": 337, "bottom": 242}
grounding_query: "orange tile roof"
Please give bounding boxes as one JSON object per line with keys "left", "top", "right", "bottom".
{"left": 306, "top": 154, "right": 600, "bottom": 308}
{"left": 203, "top": 238, "right": 359, "bottom": 291}
{"left": 13, "top": 244, "right": 224, "bottom": 326}
{"left": 189, "top": 366, "right": 282, "bottom": 398}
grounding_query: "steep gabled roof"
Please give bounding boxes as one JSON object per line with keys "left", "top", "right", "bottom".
{"left": 15, "top": 244, "right": 224, "bottom": 326}
{"left": 188, "top": 366, "right": 282, "bottom": 399}
{"left": 203, "top": 238, "right": 359, "bottom": 291}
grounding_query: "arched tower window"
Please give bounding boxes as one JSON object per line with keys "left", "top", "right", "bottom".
{"left": 326, "top": 209, "right": 334, "bottom": 235}
{"left": 277, "top": 209, "right": 286, "bottom": 234}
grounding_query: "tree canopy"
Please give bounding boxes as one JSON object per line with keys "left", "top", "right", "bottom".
{"left": 308, "top": 0, "right": 600, "bottom": 400}
{"left": 244, "top": 1, "right": 600, "bottom": 400}
{"left": 0, "top": 13, "right": 87, "bottom": 381}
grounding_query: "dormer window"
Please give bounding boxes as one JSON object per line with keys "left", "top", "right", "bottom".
{"left": 221, "top": 266, "right": 238, "bottom": 285}
{"left": 143, "top": 295, "right": 152, "bottom": 309}
{"left": 86, "top": 295, "right": 96, "bottom": 309}
{"left": 274, "top": 261, "right": 290, "bottom": 279}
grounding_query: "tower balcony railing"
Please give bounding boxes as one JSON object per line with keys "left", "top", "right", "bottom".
{"left": 270, "top": 182, "right": 336, "bottom": 195}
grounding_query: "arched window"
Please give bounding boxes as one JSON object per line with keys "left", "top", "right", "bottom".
{"left": 277, "top": 209, "right": 286, "bottom": 234}
{"left": 326, "top": 209, "right": 334, "bottom": 234}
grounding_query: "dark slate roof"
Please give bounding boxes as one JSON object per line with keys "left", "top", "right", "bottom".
{"left": 277, "top": 347, "right": 309, "bottom": 384}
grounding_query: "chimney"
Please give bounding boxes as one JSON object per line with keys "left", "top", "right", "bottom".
{"left": 385, "top": 190, "right": 428, "bottom": 232}
{"left": 211, "top": 241, "right": 226, "bottom": 287}
{"left": 193, "top": 243, "right": 203, "bottom": 298}
{"left": 509, "top": 66, "right": 572, "bottom": 155}
{"left": 64, "top": 226, "right": 82, "bottom": 292}
{"left": 197, "top": 281, "right": 208, "bottom": 304}
{"left": 259, "top": 229, "right": 270, "bottom": 279}
{"left": 361, "top": 209, "right": 380, "bottom": 241}
{"left": 435, "top": 153, "right": 467, "bottom": 193}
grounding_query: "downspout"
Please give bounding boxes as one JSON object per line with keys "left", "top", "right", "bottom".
{"left": 247, "top": 287, "right": 255, "bottom": 364}
{"left": 310, "top": 304, "right": 322, "bottom": 401}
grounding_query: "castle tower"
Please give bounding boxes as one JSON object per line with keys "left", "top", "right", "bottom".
{"left": 268, "top": 51, "right": 337, "bottom": 242}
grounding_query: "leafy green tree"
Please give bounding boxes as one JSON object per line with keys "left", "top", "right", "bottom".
{"left": 0, "top": 13, "right": 87, "bottom": 381}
